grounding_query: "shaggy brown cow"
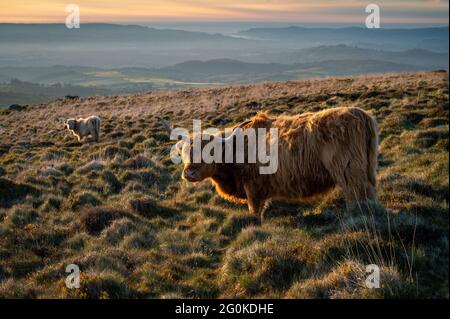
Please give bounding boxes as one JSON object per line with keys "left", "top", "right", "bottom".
{"left": 66, "top": 116, "right": 101, "bottom": 142}
{"left": 168, "top": 107, "right": 378, "bottom": 222}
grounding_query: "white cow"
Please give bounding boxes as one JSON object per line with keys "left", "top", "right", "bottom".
{"left": 66, "top": 116, "right": 101, "bottom": 142}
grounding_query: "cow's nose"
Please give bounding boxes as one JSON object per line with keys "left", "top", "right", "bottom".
{"left": 183, "top": 169, "right": 197, "bottom": 181}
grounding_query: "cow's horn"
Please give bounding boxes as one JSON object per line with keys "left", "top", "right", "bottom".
{"left": 157, "top": 116, "right": 172, "bottom": 134}
{"left": 157, "top": 116, "right": 189, "bottom": 139}
{"left": 220, "top": 120, "right": 251, "bottom": 143}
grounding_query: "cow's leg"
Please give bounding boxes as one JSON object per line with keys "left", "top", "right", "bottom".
{"left": 249, "top": 199, "right": 267, "bottom": 224}
{"left": 339, "top": 162, "right": 377, "bottom": 210}
{"left": 323, "top": 145, "right": 377, "bottom": 210}
{"left": 244, "top": 184, "right": 266, "bottom": 223}
{"left": 346, "top": 160, "right": 376, "bottom": 199}
{"left": 71, "top": 130, "right": 81, "bottom": 142}
{"left": 91, "top": 129, "right": 99, "bottom": 142}
{"left": 91, "top": 122, "right": 101, "bottom": 142}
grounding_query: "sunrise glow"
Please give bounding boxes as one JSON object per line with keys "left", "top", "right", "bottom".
{"left": 0, "top": 0, "right": 448, "bottom": 25}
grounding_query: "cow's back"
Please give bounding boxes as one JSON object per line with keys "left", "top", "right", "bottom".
{"left": 264, "top": 107, "right": 374, "bottom": 201}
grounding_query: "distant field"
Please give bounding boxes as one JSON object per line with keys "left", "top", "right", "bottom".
{"left": 2, "top": 49, "right": 445, "bottom": 108}
{"left": 0, "top": 71, "right": 448, "bottom": 298}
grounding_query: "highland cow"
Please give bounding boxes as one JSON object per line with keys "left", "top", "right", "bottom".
{"left": 166, "top": 107, "right": 378, "bottom": 222}
{"left": 66, "top": 116, "right": 101, "bottom": 142}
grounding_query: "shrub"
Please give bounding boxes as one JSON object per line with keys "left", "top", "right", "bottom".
{"left": 0, "top": 264, "right": 9, "bottom": 282}
{"left": 77, "top": 161, "right": 105, "bottom": 174}
{"left": 9, "top": 253, "right": 44, "bottom": 278}
{"left": 66, "top": 232, "right": 90, "bottom": 250}
{"left": 101, "top": 218, "right": 136, "bottom": 245}
{"left": 221, "top": 240, "right": 306, "bottom": 296}
{"left": 285, "top": 260, "right": 404, "bottom": 299}
{"left": 101, "top": 170, "right": 122, "bottom": 194}
{"left": 184, "top": 273, "right": 220, "bottom": 298}
{"left": 220, "top": 213, "right": 260, "bottom": 237}
{"left": 122, "top": 229, "right": 157, "bottom": 249}
{"left": 80, "top": 207, "right": 134, "bottom": 236}
{"left": 71, "top": 249, "right": 137, "bottom": 276}
{"left": 0, "top": 178, "right": 40, "bottom": 208}
{"left": 69, "top": 191, "right": 102, "bottom": 210}
{"left": 0, "top": 279, "right": 37, "bottom": 298}
{"left": 123, "top": 182, "right": 147, "bottom": 193}
{"left": 102, "top": 146, "right": 131, "bottom": 159}
{"left": 40, "top": 166, "right": 63, "bottom": 177}
{"left": 231, "top": 227, "right": 270, "bottom": 249}
{"left": 420, "top": 117, "right": 448, "bottom": 129}
{"left": 194, "top": 191, "right": 212, "bottom": 204}
{"left": 8, "top": 205, "right": 38, "bottom": 227}
{"left": 109, "top": 130, "right": 124, "bottom": 139}
{"left": 43, "top": 195, "right": 62, "bottom": 211}
{"left": 129, "top": 196, "right": 176, "bottom": 218}
{"left": 119, "top": 140, "right": 134, "bottom": 149}
{"left": 64, "top": 271, "right": 137, "bottom": 299}
{"left": 124, "top": 155, "right": 153, "bottom": 169}
{"left": 220, "top": 227, "right": 313, "bottom": 297}
{"left": 42, "top": 149, "right": 69, "bottom": 161}
{"left": 120, "top": 169, "right": 168, "bottom": 189}
{"left": 56, "top": 162, "right": 74, "bottom": 175}
{"left": 142, "top": 138, "right": 157, "bottom": 148}
{"left": 132, "top": 134, "right": 146, "bottom": 144}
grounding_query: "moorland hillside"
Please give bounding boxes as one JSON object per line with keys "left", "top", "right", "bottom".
{"left": 0, "top": 71, "right": 448, "bottom": 298}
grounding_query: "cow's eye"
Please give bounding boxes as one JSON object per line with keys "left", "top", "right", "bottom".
{"left": 189, "top": 164, "right": 202, "bottom": 172}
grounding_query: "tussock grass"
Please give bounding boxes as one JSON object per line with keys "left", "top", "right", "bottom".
{"left": 0, "top": 71, "right": 447, "bottom": 298}
{"left": 80, "top": 207, "right": 134, "bottom": 236}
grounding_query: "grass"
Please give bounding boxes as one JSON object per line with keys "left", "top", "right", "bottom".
{"left": 0, "top": 71, "right": 448, "bottom": 298}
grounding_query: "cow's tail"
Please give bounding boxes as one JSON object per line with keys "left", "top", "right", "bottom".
{"left": 365, "top": 112, "right": 378, "bottom": 187}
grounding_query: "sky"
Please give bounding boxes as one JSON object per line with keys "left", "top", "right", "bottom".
{"left": 0, "top": 0, "right": 449, "bottom": 26}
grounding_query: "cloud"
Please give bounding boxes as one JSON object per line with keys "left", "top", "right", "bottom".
{"left": 0, "top": 0, "right": 448, "bottom": 24}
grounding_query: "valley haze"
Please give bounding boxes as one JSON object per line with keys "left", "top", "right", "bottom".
{"left": 0, "top": 23, "right": 448, "bottom": 108}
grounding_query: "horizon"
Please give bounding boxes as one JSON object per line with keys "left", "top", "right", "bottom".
{"left": 1, "top": 21, "right": 448, "bottom": 35}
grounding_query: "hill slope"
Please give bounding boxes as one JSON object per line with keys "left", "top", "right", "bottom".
{"left": 247, "top": 45, "right": 449, "bottom": 68}
{"left": 0, "top": 71, "right": 448, "bottom": 298}
{"left": 239, "top": 26, "right": 449, "bottom": 52}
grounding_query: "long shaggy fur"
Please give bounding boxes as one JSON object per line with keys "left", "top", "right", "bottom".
{"left": 179, "top": 107, "right": 379, "bottom": 221}
{"left": 66, "top": 116, "right": 101, "bottom": 142}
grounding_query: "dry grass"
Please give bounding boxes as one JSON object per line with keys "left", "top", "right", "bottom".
{"left": 0, "top": 71, "right": 448, "bottom": 298}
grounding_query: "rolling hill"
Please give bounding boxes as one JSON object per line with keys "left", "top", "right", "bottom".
{"left": 1, "top": 24, "right": 448, "bottom": 68}
{"left": 0, "top": 23, "right": 241, "bottom": 45}
{"left": 238, "top": 26, "right": 449, "bottom": 52}
{"left": 247, "top": 45, "right": 449, "bottom": 68}
{"left": 1, "top": 52, "right": 439, "bottom": 108}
